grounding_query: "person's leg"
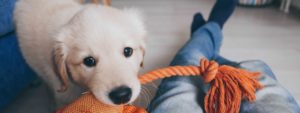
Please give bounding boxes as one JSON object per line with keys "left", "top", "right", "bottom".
{"left": 148, "top": 0, "right": 237, "bottom": 112}
{"left": 148, "top": 16, "right": 223, "bottom": 113}
{"left": 208, "top": 0, "right": 300, "bottom": 112}
{"left": 192, "top": 0, "right": 239, "bottom": 32}
{"left": 204, "top": 50, "right": 300, "bottom": 113}
{"left": 191, "top": 13, "right": 206, "bottom": 35}
{"left": 214, "top": 55, "right": 239, "bottom": 67}
{"left": 208, "top": 0, "right": 238, "bottom": 29}
{"left": 238, "top": 60, "right": 300, "bottom": 113}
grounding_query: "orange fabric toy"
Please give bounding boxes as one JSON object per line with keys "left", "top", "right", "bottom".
{"left": 57, "top": 58, "right": 263, "bottom": 113}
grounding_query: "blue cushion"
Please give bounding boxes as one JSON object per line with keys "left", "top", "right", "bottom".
{"left": 0, "top": 0, "right": 16, "bottom": 36}
{"left": 0, "top": 33, "right": 37, "bottom": 111}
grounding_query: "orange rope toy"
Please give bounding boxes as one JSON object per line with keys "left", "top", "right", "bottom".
{"left": 57, "top": 58, "right": 263, "bottom": 113}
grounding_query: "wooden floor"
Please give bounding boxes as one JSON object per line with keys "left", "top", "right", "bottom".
{"left": 4, "top": 0, "right": 300, "bottom": 112}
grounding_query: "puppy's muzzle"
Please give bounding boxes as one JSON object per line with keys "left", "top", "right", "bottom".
{"left": 109, "top": 86, "right": 132, "bottom": 104}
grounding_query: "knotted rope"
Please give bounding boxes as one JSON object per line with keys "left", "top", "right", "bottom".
{"left": 139, "top": 58, "right": 263, "bottom": 113}
{"left": 57, "top": 58, "right": 263, "bottom": 113}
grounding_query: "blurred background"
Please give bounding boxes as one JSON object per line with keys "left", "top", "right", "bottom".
{"left": 1, "top": 0, "right": 300, "bottom": 112}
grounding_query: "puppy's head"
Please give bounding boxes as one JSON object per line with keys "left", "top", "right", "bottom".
{"left": 53, "top": 5, "right": 146, "bottom": 105}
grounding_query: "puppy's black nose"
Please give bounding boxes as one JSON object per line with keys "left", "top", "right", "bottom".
{"left": 109, "top": 86, "right": 132, "bottom": 104}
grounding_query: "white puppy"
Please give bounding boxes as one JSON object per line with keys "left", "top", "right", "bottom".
{"left": 14, "top": 0, "right": 146, "bottom": 109}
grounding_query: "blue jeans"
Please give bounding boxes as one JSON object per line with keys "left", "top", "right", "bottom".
{"left": 148, "top": 22, "right": 300, "bottom": 113}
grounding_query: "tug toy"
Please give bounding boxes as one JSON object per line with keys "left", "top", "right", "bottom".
{"left": 57, "top": 58, "right": 263, "bottom": 113}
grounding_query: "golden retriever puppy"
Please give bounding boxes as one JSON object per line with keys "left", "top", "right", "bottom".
{"left": 14, "top": 0, "right": 146, "bottom": 109}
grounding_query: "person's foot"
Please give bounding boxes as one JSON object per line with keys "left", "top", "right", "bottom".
{"left": 208, "top": 0, "right": 238, "bottom": 28}
{"left": 191, "top": 12, "right": 206, "bottom": 34}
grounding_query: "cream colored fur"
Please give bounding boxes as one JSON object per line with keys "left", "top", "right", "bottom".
{"left": 14, "top": 0, "right": 146, "bottom": 109}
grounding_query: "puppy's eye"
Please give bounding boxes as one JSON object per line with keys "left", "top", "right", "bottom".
{"left": 123, "top": 47, "right": 133, "bottom": 58}
{"left": 83, "top": 56, "right": 96, "bottom": 67}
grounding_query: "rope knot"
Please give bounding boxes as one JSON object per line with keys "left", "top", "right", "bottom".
{"left": 199, "top": 59, "right": 219, "bottom": 83}
{"left": 138, "top": 58, "right": 263, "bottom": 113}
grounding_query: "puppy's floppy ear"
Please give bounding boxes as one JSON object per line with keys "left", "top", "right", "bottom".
{"left": 53, "top": 43, "right": 69, "bottom": 92}
{"left": 140, "top": 47, "right": 145, "bottom": 68}
{"left": 124, "top": 8, "right": 147, "bottom": 67}
{"left": 52, "top": 31, "right": 71, "bottom": 92}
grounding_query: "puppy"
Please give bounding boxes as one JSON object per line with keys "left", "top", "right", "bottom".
{"left": 14, "top": 0, "right": 146, "bottom": 109}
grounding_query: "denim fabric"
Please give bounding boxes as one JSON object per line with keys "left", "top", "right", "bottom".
{"left": 239, "top": 60, "right": 300, "bottom": 113}
{"left": 148, "top": 22, "right": 300, "bottom": 113}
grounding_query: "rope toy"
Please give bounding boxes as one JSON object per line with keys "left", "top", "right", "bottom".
{"left": 57, "top": 58, "right": 263, "bottom": 113}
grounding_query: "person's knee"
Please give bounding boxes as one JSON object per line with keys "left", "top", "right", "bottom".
{"left": 241, "top": 90, "right": 300, "bottom": 113}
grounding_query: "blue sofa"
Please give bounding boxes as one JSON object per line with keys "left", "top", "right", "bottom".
{"left": 0, "top": 0, "right": 37, "bottom": 111}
